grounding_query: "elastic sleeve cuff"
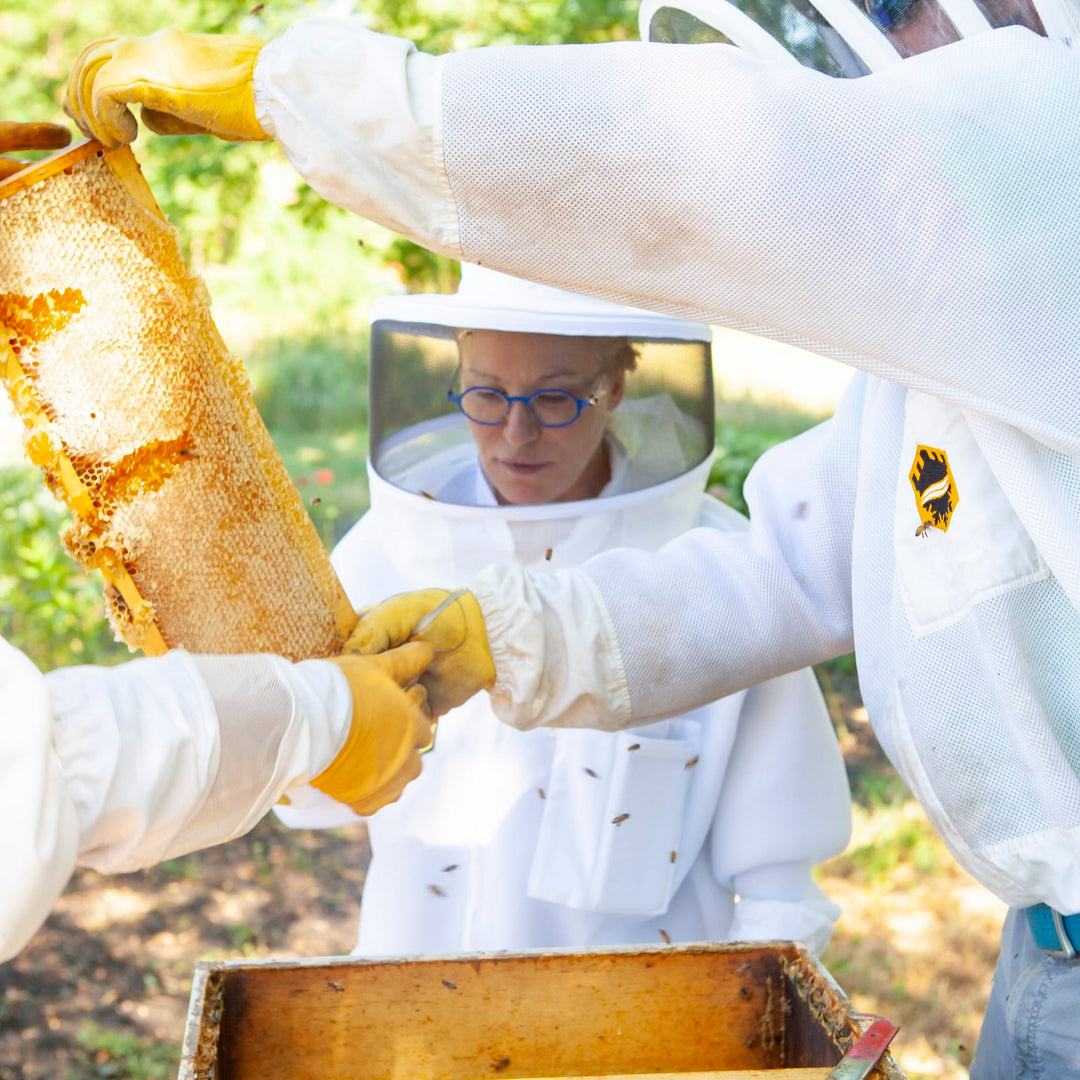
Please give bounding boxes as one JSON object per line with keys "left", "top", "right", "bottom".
{"left": 470, "top": 564, "right": 633, "bottom": 731}
{"left": 253, "top": 18, "right": 460, "bottom": 253}
{"left": 173, "top": 655, "right": 353, "bottom": 850}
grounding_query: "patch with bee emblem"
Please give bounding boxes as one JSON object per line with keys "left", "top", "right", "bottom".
{"left": 909, "top": 445, "right": 958, "bottom": 533}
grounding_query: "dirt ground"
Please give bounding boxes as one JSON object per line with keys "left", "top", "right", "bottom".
{"left": 0, "top": 672, "right": 1004, "bottom": 1080}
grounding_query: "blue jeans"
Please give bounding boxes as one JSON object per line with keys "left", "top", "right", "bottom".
{"left": 970, "top": 907, "right": 1080, "bottom": 1079}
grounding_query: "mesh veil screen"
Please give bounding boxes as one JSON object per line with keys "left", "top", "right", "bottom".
{"left": 369, "top": 317, "right": 714, "bottom": 491}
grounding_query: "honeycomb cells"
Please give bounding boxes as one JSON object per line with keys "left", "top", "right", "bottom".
{"left": 0, "top": 147, "right": 352, "bottom": 658}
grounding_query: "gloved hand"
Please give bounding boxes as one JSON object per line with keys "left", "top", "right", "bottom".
{"left": 0, "top": 121, "right": 71, "bottom": 180}
{"left": 64, "top": 30, "right": 269, "bottom": 148}
{"left": 346, "top": 589, "right": 496, "bottom": 716}
{"left": 312, "top": 641, "right": 436, "bottom": 817}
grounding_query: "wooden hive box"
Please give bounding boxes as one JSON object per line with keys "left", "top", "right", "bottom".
{"left": 179, "top": 943, "right": 907, "bottom": 1079}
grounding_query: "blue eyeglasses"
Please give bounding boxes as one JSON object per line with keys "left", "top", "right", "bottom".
{"left": 448, "top": 378, "right": 605, "bottom": 429}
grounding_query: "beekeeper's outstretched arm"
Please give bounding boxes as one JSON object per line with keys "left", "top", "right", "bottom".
{"left": 347, "top": 383, "right": 860, "bottom": 731}
{"left": 1, "top": 634, "right": 433, "bottom": 963}
{"left": 64, "top": 21, "right": 1080, "bottom": 455}
{"left": 63, "top": 21, "right": 1080, "bottom": 729}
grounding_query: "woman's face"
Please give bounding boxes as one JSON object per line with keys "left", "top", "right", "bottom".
{"left": 458, "top": 329, "right": 624, "bottom": 505}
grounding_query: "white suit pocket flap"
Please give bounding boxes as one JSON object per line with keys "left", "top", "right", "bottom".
{"left": 528, "top": 724, "right": 699, "bottom": 916}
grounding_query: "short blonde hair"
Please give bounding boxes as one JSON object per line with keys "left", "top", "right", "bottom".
{"left": 591, "top": 337, "right": 639, "bottom": 378}
{"left": 455, "top": 330, "right": 638, "bottom": 379}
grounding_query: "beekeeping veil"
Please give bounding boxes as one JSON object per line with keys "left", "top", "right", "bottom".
{"left": 640, "top": 0, "right": 1073, "bottom": 74}
{"left": 363, "top": 264, "right": 715, "bottom": 581}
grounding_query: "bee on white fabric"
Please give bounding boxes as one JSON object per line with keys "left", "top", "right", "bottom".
{"left": 915, "top": 521, "right": 940, "bottom": 539}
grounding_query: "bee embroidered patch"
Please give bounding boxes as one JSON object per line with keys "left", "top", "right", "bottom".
{"left": 909, "top": 445, "right": 958, "bottom": 533}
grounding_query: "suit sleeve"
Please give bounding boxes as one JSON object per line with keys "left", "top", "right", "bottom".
{"left": 1, "top": 641, "right": 351, "bottom": 962}
{"left": 256, "top": 21, "right": 1080, "bottom": 459}
{"left": 471, "top": 378, "right": 864, "bottom": 730}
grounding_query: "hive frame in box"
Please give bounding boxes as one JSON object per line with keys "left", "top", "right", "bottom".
{"left": 179, "top": 942, "right": 907, "bottom": 1080}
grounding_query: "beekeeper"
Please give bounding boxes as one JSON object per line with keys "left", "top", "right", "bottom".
{"left": 1, "top": 117, "right": 434, "bottom": 963}
{"left": 65, "top": 4, "right": 1080, "bottom": 1074}
{"left": 277, "top": 265, "right": 851, "bottom": 955}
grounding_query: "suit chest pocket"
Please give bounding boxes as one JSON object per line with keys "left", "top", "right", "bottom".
{"left": 527, "top": 722, "right": 699, "bottom": 916}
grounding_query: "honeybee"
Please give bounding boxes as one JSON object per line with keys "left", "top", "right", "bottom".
{"left": 583, "top": 767, "right": 599, "bottom": 779}
{"left": 669, "top": 851, "right": 677, "bottom": 864}
{"left": 612, "top": 813, "right": 630, "bottom": 825}
{"left": 915, "top": 521, "right": 939, "bottom": 539}
{"left": 544, "top": 548, "right": 553, "bottom": 561}
{"left": 658, "top": 929, "right": 672, "bottom": 944}
{"left": 627, "top": 743, "right": 641, "bottom": 752}
{"left": 684, "top": 756, "right": 699, "bottom": 770}
{"left": 442, "top": 979, "right": 458, "bottom": 990}
{"left": 427, "top": 884, "right": 447, "bottom": 898}
{"left": 442, "top": 864, "right": 459, "bottom": 873}
{"left": 537, "top": 787, "right": 546, "bottom": 800}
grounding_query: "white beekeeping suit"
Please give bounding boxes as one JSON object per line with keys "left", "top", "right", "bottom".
{"left": 277, "top": 265, "right": 851, "bottom": 954}
{"left": 0, "top": 635, "right": 353, "bottom": 963}
{"left": 250, "top": 7, "right": 1080, "bottom": 914}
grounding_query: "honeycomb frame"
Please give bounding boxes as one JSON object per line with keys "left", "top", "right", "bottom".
{"left": 0, "top": 140, "right": 356, "bottom": 659}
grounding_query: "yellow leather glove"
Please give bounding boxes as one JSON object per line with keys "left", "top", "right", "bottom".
{"left": 0, "top": 121, "right": 71, "bottom": 180}
{"left": 64, "top": 30, "right": 268, "bottom": 148}
{"left": 312, "top": 642, "right": 436, "bottom": 817}
{"left": 346, "top": 589, "right": 496, "bottom": 716}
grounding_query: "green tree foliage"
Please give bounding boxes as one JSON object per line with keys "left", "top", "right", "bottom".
{"left": 0, "top": 468, "right": 125, "bottom": 668}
